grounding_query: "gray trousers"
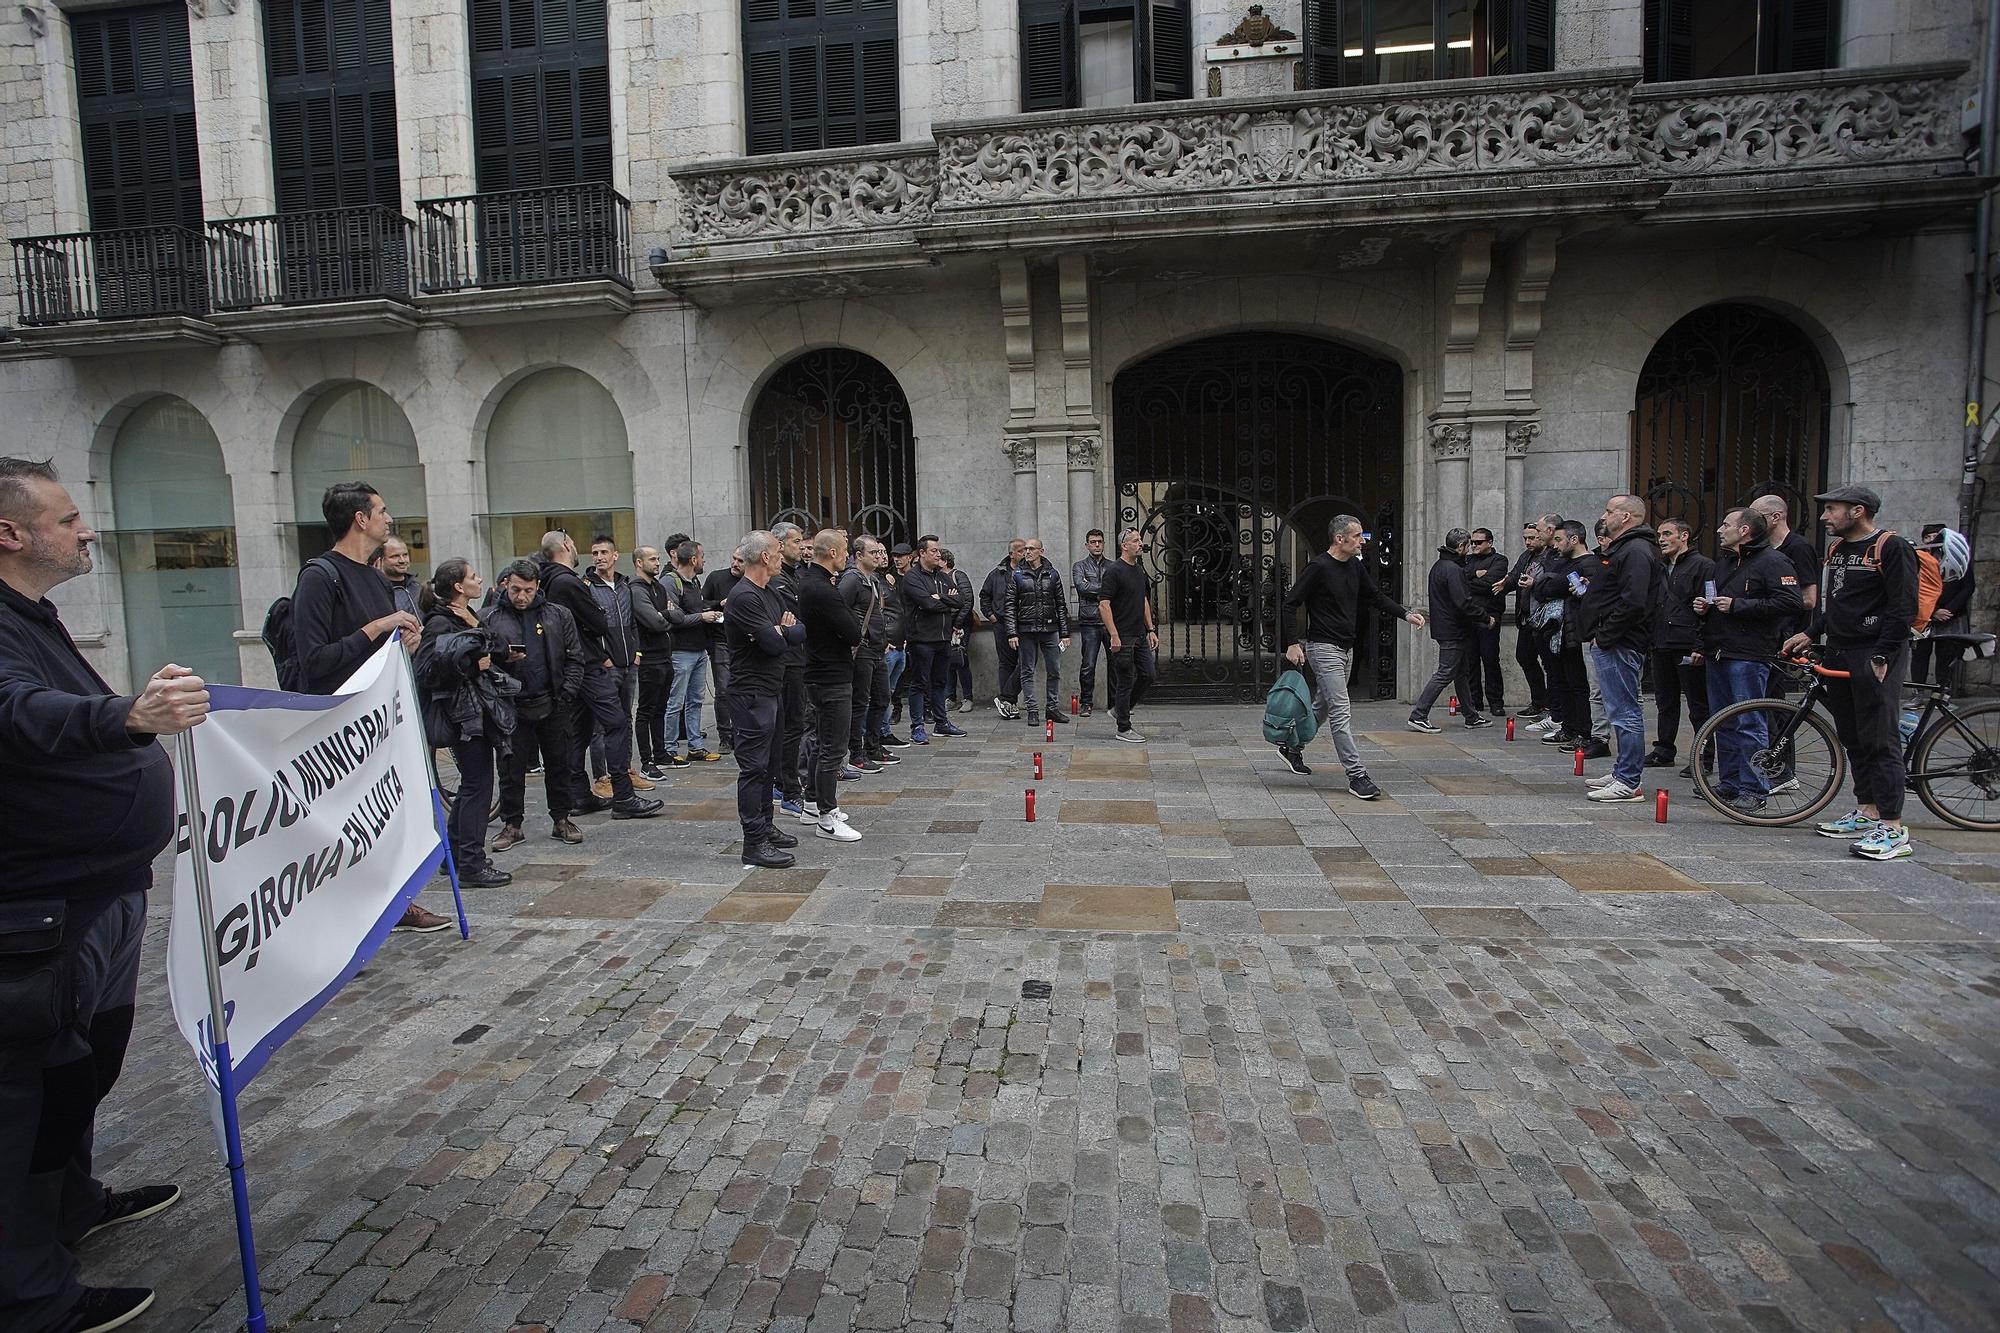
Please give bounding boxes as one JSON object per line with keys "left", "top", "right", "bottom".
{"left": 1, "top": 891, "right": 145, "bottom": 1333}
{"left": 1302, "top": 642, "right": 1369, "bottom": 779}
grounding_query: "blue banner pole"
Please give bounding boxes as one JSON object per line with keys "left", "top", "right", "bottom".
{"left": 403, "top": 642, "right": 470, "bottom": 940}
{"left": 175, "top": 732, "right": 269, "bottom": 1332}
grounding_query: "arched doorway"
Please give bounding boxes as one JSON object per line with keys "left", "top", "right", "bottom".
{"left": 1633, "top": 304, "right": 1831, "bottom": 552}
{"left": 291, "top": 382, "right": 428, "bottom": 567}
{"left": 748, "top": 349, "right": 916, "bottom": 546}
{"left": 484, "top": 367, "right": 634, "bottom": 567}
{"left": 1112, "top": 332, "right": 1405, "bottom": 701}
{"left": 108, "top": 396, "right": 242, "bottom": 687}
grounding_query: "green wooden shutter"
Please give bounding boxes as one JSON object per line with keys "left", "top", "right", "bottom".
{"left": 1644, "top": 0, "right": 1696, "bottom": 81}
{"left": 744, "top": 0, "right": 899, "bottom": 154}
{"left": 1142, "top": 0, "right": 1192, "bottom": 101}
{"left": 1772, "top": 0, "right": 1835, "bottom": 72}
{"left": 1019, "top": 0, "right": 1076, "bottom": 110}
{"left": 469, "top": 0, "right": 613, "bottom": 192}
{"left": 70, "top": 4, "right": 202, "bottom": 229}
{"left": 264, "top": 0, "right": 400, "bottom": 212}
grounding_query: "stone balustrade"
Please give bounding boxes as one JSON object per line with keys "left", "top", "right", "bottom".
{"left": 667, "top": 62, "right": 1966, "bottom": 256}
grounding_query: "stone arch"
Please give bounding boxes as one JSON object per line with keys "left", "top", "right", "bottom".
{"left": 278, "top": 380, "right": 429, "bottom": 565}
{"left": 479, "top": 365, "right": 637, "bottom": 568}
{"left": 745, "top": 348, "right": 919, "bottom": 547}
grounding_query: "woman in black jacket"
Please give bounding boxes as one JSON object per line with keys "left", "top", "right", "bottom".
{"left": 419, "top": 559, "right": 514, "bottom": 889}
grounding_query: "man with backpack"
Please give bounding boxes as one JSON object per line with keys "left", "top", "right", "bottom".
{"left": 1276, "top": 515, "right": 1424, "bottom": 798}
{"left": 284, "top": 483, "right": 450, "bottom": 934}
{"left": 1785, "top": 486, "right": 1922, "bottom": 861}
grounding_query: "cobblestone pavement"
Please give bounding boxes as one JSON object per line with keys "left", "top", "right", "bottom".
{"left": 85, "top": 702, "right": 2000, "bottom": 1332}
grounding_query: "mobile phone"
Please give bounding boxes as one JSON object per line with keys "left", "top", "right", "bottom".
{"left": 1703, "top": 580, "right": 1718, "bottom": 602}
{"left": 508, "top": 643, "right": 526, "bottom": 654}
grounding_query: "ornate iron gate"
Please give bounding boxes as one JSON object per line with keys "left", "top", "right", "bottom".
{"left": 748, "top": 348, "right": 917, "bottom": 546}
{"left": 1633, "top": 303, "right": 1830, "bottom": 554}
{"left": 1112, "top": 332, "right": 1404, "bottom": 702}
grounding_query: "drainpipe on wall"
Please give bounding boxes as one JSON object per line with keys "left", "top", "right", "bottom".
{"left": 1962, "top": 4, "right": 2000, "bottom": 534}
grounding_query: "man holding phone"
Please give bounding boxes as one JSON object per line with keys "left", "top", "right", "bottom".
{"left": 483, "top": 560, "right": 588, "bottom": 849}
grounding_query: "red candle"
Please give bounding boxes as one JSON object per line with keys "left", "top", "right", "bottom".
{"left": 1070, "top": 694, "right": 1079, "bottom": 715}
{"left": 1573, "top": 747, "right": 1586, "bottom": 776}
{"left": 1505, "top": 717, "right": 1515, "bottom": 741}
{"left": 1025, "top": 788, "right": 1037, "bottom": 822}
{"left": 1656, "top": 788, "right": 1669, "bottom": 823}
{"left": 1033, "top": 752, "right": 1044, "bottom": 779}
{"left": 1045, "top": 719, "right": 1055, "bottom": 742}
{"left": 1449, "top": 695, "right": 1458, "bottom": 716}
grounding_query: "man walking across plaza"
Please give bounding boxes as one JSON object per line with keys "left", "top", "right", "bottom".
{"left": 291, "top": 482, "right": 452, "bottom": 932}
{"left": 724, "top": 531, "right": 803, "bottom": 869}
{"left": 583, "top": 536, "right": 653, "bottom": 798}
{"left": 798, "top": 529, "right": 865, "bottom": 842}
{"left": 900, "top": 535, "right": 966, "bottom": 742}
{"left": 841, "top": 536, "right": 897, "bottom": 771}
{"left": 1072, "top": 529, "right": 1110, "bottom": 717}
{"left": 1649, "top": 518, "right": 1714, "bottom": 771}
{"left": 1462, "top": 527, "right": 1510, "bottom": 719}
{"left": 981, "top": 537, "right": 1025, "bottom": 718}
{"left": 484, "top": 560, "right": 586, "bottom": 851}
{"left": 1098, "top": 528, "right": 1158, "bottom": 742}
{"left": 1, "top": 457, "right": 210, "bottom": 1333}
{"left": 1505, "top": 521, "right": 1550, "bottom": 721}
{"left": 661, "top": 540, "right": 723, "bottom": 766}
{"left": 1409, "top": 528, "right": 1492, "bottom": 732}
{"left": 1278, "top": 515, "right": 1424, "bottom": 796}
{"left": 1689, "top": 507, "right": 1801, "bottom": 814}
{"left": 533, "top": 532, "right": 662, "bottom": 821}
{"left": 1003, "top": 536, "right": 1071, "bottom": 727}
{"left": 1785, "top": 486, "right": 1920, "bottom": 861}
{"left": 630, "top": 545, "right": 675, "bottom": 779}
{"left": 1578, "top": 494, "right": 1662, "bottom": 802}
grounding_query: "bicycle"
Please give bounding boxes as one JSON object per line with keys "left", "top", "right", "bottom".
{"left": 1688, "top": 630, "right": 2000, "bottom": 831}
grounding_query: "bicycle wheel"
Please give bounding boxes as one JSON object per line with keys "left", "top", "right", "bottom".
{"left": 1690, "top": 698, "right": 1846, "bottom": 827}
{"left": 1912, "top": 698, "right": 2000, "bottom": 832}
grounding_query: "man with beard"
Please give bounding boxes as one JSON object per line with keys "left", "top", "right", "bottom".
{"left": 701, "top": 546, "right": 743, "bottom": 751}
{"left": 1408, "top": 528, "right": 1492, "bottom": 733}
{"left": 1505, "top": 521, "right": 1550, "bottom": 721}
{"left": 769, "top": 523, "right": 811, "bottom": 816}
{"left": 1462, "top": 527, "right": 1511, "bottom": 719}
{"left": 380, "top": 534, "right": 422, "bottom": 620}
{"left": 1531, "top": 519, "right": 1595, "bottom": 752}
{"left": 1648, "top": 518, "right": 1714, "bottom": 771}
{"left": 841, "top": 536, "right": 898, "bottom": 772}
{"left": 1578, "top": 495, "right": 1661, "bottom": 802}
{"left": 725, "top": 531, "right": 804, "bottom": 869}
{"left": 1072, "top": 529, "right": 1111, "bottom": 717}
{"left": 981, "top": 538, "right": 1025, "bottom": 718}
{"left": 797, "top": 529, "right": 864, "bottom": 842}
{"left": 484, "top": 560, "right": 586, "bottom": 849}
{"left": 1687, "top": 507, "right": 1800, "bottom": 815}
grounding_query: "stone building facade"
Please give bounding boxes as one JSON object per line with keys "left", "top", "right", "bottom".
{"left": 0, "top": 0, "right": 1992, "bottom": 701}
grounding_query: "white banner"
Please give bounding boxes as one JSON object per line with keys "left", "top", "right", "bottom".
{"left": 168, "top": 639, "right": 446, "bottom": 1088}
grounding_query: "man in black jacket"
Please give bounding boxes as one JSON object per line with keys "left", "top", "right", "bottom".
{"left": 484, "top": 560, "right": 587, "bottom": 849}
{"left": 1002, "top": 536, "right": 1072, "bottom": 726}
{"left": 1462, "top": 527, "right": 1511, "bottom": 718}
{"left": 1, "top": 457, "right": 209, "bottom": 1333}
{"left": 900, "top": 535, "right": 966, "bottom": 743}
{"left": 583, "top": 536, "right": 653, "bottom": 798}
{"left": 1578, "top": 495, "right": 1661, "bottom": 801}
{"left": 1071, "top": 530, "right": 1110, "bottom": 716}
{"left": 630, "top": 545, "right": 676, "bottom": 779}
{"left": 980, "top": 538, "right": 1025, "bottom": 718}
{"left": 661, "top": 541, "right": 723, "bottom": 766}
{"left": 841, "top": 537, "right": 895, "bottom": 772}
{"left": 1409, "top": 529, "right": 1492, "bottom": 732}
{"left": 1693, "top": 507, "right": 1802, "bottom": 815}
{"left": 725, "top": 530, "right": 804, "bottom": 869}
{"left": 770, "top": 523, "right": 812, "bottom": 811}
{"left": 798, "top": 530, "right": 865, "bottom": 842}
{"left": 1648, "top": 519, "right": 1714, "bottom": 769}
{"left": 533, "top": 532, "right": 661, "bottom": 821}
{"left": 1505, "top": 521, "right": 1550, "bottom": 720}
{"left": 701, "top": 547, "right": 742, "bottom": 750}
{"left": 1531, "top": 520, "right": 1595, "bottom": 750}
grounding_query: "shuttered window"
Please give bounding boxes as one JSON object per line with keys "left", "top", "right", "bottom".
{"left": 264, "top": 0, "right": 400, "bottom": 212}
{"left": 1644, "top": 0, "right": 1835, "bottom": 82}
{"left": 70, "top": 4, "right": 202, "bottom": 230}
{"left": 1301, "top": 0, "right": 1548, "bottom": 89}
{"left": 469, "top": 0, "right": 613, "bottom": 191}
{"left": 745, "top": 0, "right": 900, "bottom": 155}
{"left": 1018, "top": 0, "right": 1190, "bottom": 111}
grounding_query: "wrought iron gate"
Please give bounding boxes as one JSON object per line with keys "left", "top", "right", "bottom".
{"left": 748, "top": 348, "right": 917, "bottom": 546}
{"left": 1633, "top": 303, "right": 1829, "bottom": 554}
{"left": 1112, "top": 332, "right": 1404, "bottom": 701}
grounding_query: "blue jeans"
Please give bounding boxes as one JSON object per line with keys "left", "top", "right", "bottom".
{"left": 1075, "top": 618, "right": 1106, "bottom": 706}
{"left": 1590, "top": 644, "right": 1646, "bottom": 787}
{"left": 665, "top": 649, "right": 708, "bottom": 756}
{"left": 1707, "top": 658, "right": 1771, "bottom": 798}
{"left": 1015, "top": 631, "right": 1063, "bottom": 716}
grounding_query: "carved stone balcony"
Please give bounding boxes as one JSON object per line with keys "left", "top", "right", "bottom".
{"left": 660, "top": 62, "right": 1972, "bottom": 292}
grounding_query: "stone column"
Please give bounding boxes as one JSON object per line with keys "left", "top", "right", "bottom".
{"left": 392, "top": 0, "right": 478, "bottom": 218}
{"left": 1066, "top": 432, "right": 1101, "bottom": 566}
{"left": 1428, "top": 421, "right": 1472, "bottom": 538}
{"left": 1006, "top": 436, "right": 1038, "bottom": 542}
{"left": 1504, "top": 420, "right": 1538, "bottom": 540}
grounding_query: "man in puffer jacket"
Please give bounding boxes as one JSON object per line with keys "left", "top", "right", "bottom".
{"left": 1408, "top": 529, "right": 1492, "bottom": 732}
{"left": 1001, "top": 536, "right": 1072, "bottom": 725}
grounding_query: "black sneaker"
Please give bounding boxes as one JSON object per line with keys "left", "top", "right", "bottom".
{"left": 80, "top": 1185, "right": 181, "bottom": 1243}
{"left": 855, "top": 757, "right": 883, "bottom": 773}
{"left": 1644, "top": 749, "right": 1675, "bottom": 768}
{"left": 462, "top": 866, "right": 513, "bottom": 888}
{"left": 1541, "top": 731, "right": 1578, "bottom": 747}
{"left": 1047, "top": 710, "right": 1071, "bottom": 724}
{"left": 871, "top": 749, "right": 902, "bottom": 765}
{"left": 1347, "top": 776, "right": 1382, "bottom": 801}
{"left": 881, "top": 733, "right": 912, "bottom": 749}
{"left": 639, "top": 763, "right": 669, "bottom": 781}
{"left": 1406, "top": 718, "right": 1442, "bottom": 734}
{"left": 1279, "top": 746, "right": 1312, "bottom": 776}
{"left": 1517, "top": 708, "right": 1547, "bottom": 722}
{"left": 765, "top": 827, "right": 799, "bottom": 849}
{"left": 573, "top": 796, "right": 612, "bottom": 815}
{"left": 610, "top": 796, "right": 664, "bottom": 819}
{"left": 54, "top": 1287, "right": 154, "bottom": 1333}
{"left": 1580, "top": 738, "right": 1612, "bottom": 760}
{"left": 1464, "top": 716, "right": 1494, "bottom": 729}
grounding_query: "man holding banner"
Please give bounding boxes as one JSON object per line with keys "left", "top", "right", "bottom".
{"left": 1, "top": 457, "right": 210, "bottom": 1333}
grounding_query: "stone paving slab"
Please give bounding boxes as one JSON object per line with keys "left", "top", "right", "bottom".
{"left": 73, "top": 701, "right": 2000, "bottom": 1332}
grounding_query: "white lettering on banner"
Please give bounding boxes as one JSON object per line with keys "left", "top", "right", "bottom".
{"left": 168, "top": 641, "right": 446, "bottom": 1088}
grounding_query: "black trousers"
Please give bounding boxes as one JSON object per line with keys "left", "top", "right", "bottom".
{"left": 499, "top": 706, "right": 573, "bottom": 826}
{"left": 1825, "top": 642, "right": 1908, "bottom": 821}
{"left": 910, "top": 640, "right": 952, "bottom": 729}
{"left": 850, "top": 651, "right": 886, "bottom": 760}
{"left": 1109, "top": 640, "right": 1156, "bottom": 729}
{"left": 1912, "top": 637, "right": 1967, "bottom": 687}
{"left": 706, "top": 641, "right": 733, "bottom": 746}
{"left": 809, "top": 669, "right": 854, "bottom": 813}
{"left": 635, "top": 659, "right": 673, "bottom": 765}
{"left": 946, "top": 642, "right": 972, "bottom": 702}
{"left": 777, "top": 665, "right": 809, "bottom": 801}
{"left": 446, "top": 734, "right": 497, "bottom": 873}
{"left": 991, "top": 624, "right": 1019, "bottom": 703}
{"left": 1547, "top": 641, "right": 1591, "bottom": 738}
{"left": 569, "top": 665, "right": 633, "bottom": 805}
{"left": 1076, "top": 617, "right": 1106, "bottom": 705}
{"left": 1514, "top": 624, "right": 1548, "bottom": 711}
{"left": 1649, "top": 649, "right": 1710, "bottom": 756}
{"left": 730, "top": 690, "right": 780, "bottom": 846}
{"left": 1468, "top": 622, "right": 1505, "bottom": 714}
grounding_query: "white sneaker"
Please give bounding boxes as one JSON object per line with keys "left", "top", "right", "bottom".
{"left": 823, "top": 807, "right": 851, "bottom": 824}
{"left": 1116, "top": 729, "right": 1146, "bottom": 743}
{"left": 816, "top": 817, "right": 862, "bottom": 842}
{"left": 1587, "top": 780, "right": 1644, "bottom": 802}
{"left": 1586, "top": 773, "right": 1619, "bottom": 788}
{"left": 799, "top": 800, "right": 822, "bottom": 825}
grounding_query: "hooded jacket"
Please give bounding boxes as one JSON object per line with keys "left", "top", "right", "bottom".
{"left": 534, "top": 555, "right": 613, "bottom": 663}
{"left": 1425, "top": 549, "right": 1486, "bottom": 643}
{"left": 1578, "top": 524, "right": 1661, "bottom": 653}
{"left": 0, "top": 577, "right": 175, "bottom": 910}
{"left": 1700, "top": 538, "right": 1805, "bottom": 660}
{"left": 980, "top": 561, "right": 1014, "bottom": 629}
{"left": 1531, "top": 545, "right": 1592, "bottom": 643}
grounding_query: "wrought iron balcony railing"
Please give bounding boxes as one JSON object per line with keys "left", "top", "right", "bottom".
{"left": 207, "top": 206, "right": 415, "bottom": 310}
{"left": 9, "top": 225, "right": 210, "bottom": 325}
{"left": 417, "top": 183, "right": 633, "bottom": 294}
{"left": 670, "top": 62, "right": 1968, "bottom": 255}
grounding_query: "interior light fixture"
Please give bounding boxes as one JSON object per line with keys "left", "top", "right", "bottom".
{"left": 1343, "top": 39, "right": 1474, "bottom": 56}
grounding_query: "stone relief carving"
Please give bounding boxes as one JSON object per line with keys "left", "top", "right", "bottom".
{"left": 1217, "top": 6, "right": 1295, "bottom": 45}
{"left": 1428, "top": 423, "right": 1472, "bottom": 459}
{"left": 1004, "top": 436, "right": 1039, "bottom": 471}
{"left": 1066, "top": 434, "right": 1102, "bottom": 469}
{"left": 1504, "top": 421, "right": 1540, "bottom": 456}
{"left": 677, "top": 152, "right": 937, "bottom": 244}
{"left": 1633, "top": 79, "right": 1955, "bottom": 174}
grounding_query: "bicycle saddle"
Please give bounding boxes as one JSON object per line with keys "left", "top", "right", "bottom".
{"left": 1924, "top": 630, "right": 1996, "bottom": 656}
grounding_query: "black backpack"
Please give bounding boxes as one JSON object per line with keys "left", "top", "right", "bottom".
{"left": 262, "top": 556, "right": 341, "bottom": 691}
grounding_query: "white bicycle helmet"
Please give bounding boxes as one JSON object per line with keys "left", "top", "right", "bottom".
{"left": 1931, "top": 527, "right": 1971, "bottom": 582}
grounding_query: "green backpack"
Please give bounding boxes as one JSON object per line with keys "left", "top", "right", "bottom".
{"left": 1262, "top": 669, "right": 1319, "bottom": 748}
